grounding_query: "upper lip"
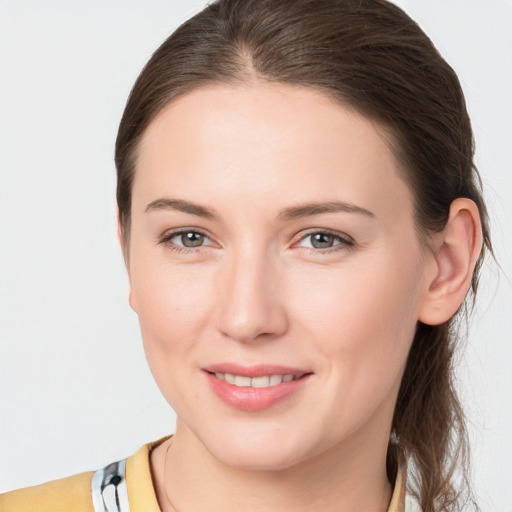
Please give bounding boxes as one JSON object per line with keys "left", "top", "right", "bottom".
{"left": 202, "top": 363, "right": 311, "bottom": 378}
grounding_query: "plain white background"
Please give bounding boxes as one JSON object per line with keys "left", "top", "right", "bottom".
{"left": 0, "top": 1, "right": 511, "bottom": 510}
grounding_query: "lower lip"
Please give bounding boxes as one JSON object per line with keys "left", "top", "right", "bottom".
{"left": 204, "top": 372, "right": 311, "bottom": 411}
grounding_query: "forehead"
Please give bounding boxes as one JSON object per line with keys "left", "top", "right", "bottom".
{"left": 133, "top": 82, "right": 414, "bottom": 223}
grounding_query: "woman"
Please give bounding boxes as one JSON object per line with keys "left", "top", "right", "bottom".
{"left": 0, "top": 0, "right": 492, "bottom": 511}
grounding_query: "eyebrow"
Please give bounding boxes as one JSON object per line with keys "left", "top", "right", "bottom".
{"left": 277, "top": 201, "right": 375, "bottom": 221}
{"left": 145, "top": 198, "right": 219, "bottom": 220}
{"left": 145, "top": 198, "right": 375, "bottom": 222}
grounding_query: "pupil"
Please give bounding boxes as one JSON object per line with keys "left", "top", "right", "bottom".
{"left": 312, "top": 233, "right": 333, "bottom": 248}
{"left": 182, "top": 232, "right": 204, "bottom": 247}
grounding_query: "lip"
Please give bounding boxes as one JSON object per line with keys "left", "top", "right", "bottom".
{"left": 203, "top": 363, "right": 310, "bottom": 378}
{"left": 202, "top": 363, "right": 313, "bottom": 412}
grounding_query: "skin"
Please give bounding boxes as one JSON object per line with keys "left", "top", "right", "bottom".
{"left": 124, "top": 82, "right": 482, "bottom": 512}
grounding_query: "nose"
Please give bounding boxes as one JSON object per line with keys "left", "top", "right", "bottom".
{"left": 215, "top": 247, "right": 289, "bottom": 343}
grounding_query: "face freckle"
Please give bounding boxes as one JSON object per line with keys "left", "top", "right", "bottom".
{"left": 127, "top": 82, "right": 431, "bottom": 471}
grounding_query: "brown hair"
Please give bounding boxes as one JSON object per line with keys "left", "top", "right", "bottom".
{"left": 115, "top": 1, "right": 491, "bottom": 510}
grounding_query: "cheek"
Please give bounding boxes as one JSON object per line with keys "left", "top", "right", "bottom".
{"left": 129, "top": 252, "right": 214, "bottom": 368}
{"left": 288, "top": 252, "right": 422, "bottom": 386}
{"left": 131, "top": 264, "right": 218, "bottom": 414}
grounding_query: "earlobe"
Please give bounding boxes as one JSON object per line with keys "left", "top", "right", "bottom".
{"left": 418, "top": 198, "right": 483, "bottom": 325}
{"left": 129, "top": 290, "right": 138, "bottom": 313}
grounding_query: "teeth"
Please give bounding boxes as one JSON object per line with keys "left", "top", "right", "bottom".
{"left": 251, "top": 376, "right": 270, "bottom": 388}
{"left": 224, "top": 373, "right": 236, "bottom": 384}
{"left": 214, "top": 373, "right": 301, "bottom": 388}
{"left": 269, "top": 374, "right": 282, "bottom": 386}
{"left": 234, "top": 375, "right": 251, "bottom": 387}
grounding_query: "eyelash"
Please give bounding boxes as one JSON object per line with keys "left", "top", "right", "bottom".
{"left": 159, "top": 228, "right": 213, "bottom": 254}
{"left": 293, "top": 229, "right": 355, "bottom": 254}
{"left": 158, "top": 228, "right": 355, "bottom": 255}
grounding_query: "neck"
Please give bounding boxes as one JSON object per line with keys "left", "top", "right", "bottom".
{"left": 151, "top": 422, "right": 394, "bottom": 512}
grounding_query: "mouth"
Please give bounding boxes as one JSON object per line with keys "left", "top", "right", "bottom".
{"left": 207, "top": 371, "right": 306, "bottom": 388}
{"left": 202, "top": 364, "right": 313, "bottom": 411}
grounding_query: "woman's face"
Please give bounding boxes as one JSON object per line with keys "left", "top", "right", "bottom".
{"left": 127, "top": 83, "right": 434, "bottom": 470}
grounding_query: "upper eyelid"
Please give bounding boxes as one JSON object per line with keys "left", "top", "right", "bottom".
{"left": 160, "top": 227, "right": 215, "bottom": 245}
{"left": 294, "top": 228, "right": 354, "bottom": 244}
{"left": 167, "top": 227, "right": 209, "bottom": 236}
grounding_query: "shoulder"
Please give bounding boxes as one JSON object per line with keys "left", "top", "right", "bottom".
{"left": 0, "top": 436, "right": 170, "bottom": 512}
{"left": 0, "top": 470, "right": 95, "bottom": 512}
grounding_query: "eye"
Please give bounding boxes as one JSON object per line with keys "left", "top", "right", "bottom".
{"left": 295, "top": 230, "right": 354, "bottom": 251}
{"left": 159, "top": 229, "right": 215, "bottom": 251}
{"left": 308, "top": 232, "right": 337, "bottom": 249}
{"left": 174, "top": 231, "right": 206, "bottom": 247}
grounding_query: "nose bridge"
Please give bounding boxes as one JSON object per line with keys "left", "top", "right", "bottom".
{"left": 216, "top": 240, "right": 287, "bottom": 342}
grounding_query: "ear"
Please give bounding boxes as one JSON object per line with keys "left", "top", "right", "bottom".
{"left": 128, "top": 289, "right": 137, "bottom": 313}
{"left": 418, "top": 198, "right": 483, "bottom": 325}
{"left": 117, "top": 208, "right": 130, "bottom": 266}
{"left": 116, "top": 208, "right": 137, "bottom": 313}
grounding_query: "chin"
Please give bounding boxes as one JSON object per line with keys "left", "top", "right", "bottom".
{"left": 214, "top": 443, "right": 301, "bottom": 471}
{"left": 200, "top": 421, "right": 324, "bottom": 472}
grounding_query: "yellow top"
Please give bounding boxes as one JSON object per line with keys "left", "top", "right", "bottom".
{"left": 0, "top": 436, "right": 407, "bottom": 511}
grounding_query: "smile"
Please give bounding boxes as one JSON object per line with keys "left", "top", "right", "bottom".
{"left": 203, "top": 365, "right": 312, "bottom": 411}
{"left": 210, "top": 372, "right": 303, "bottom": 388}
